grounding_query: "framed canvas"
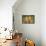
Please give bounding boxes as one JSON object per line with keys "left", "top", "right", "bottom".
{"left": 22, "top": 15, "right": 35, "bottom": 24}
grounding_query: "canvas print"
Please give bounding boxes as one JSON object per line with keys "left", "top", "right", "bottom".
{"left": 22, "top": 15, "right": 35, "bottom": 24}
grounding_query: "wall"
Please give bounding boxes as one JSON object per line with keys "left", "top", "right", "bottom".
{"left": 13, "top": 0, "right": 41, "bottom": 46}
{"left": 41, "top": 0, "right": 46, "bottom": 46}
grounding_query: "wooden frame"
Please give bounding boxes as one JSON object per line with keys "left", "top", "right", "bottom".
{"left": 22, "top": 15, "right": 35, "bottom": 24}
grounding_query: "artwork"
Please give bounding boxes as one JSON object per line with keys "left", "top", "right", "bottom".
{"left": 22, "top": 15, "right": 35, "bottom": 24}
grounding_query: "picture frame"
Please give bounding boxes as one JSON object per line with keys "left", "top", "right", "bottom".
{"left": 22, "top": 15, "right": 35, "bottom": 24}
